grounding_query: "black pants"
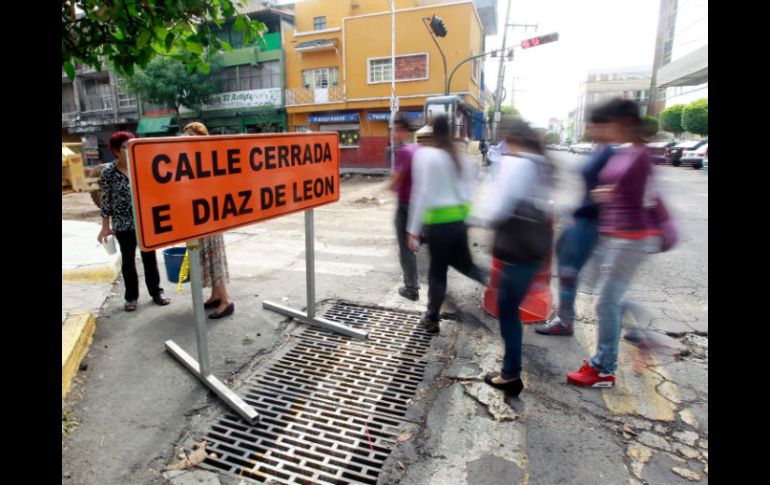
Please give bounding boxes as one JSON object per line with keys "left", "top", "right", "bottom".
{"left": 425, "top": 221, "right": 488, "bottom": 320}
{"left": 115, "top": 230, "right": 163, "bottom": 302}
{"left": 395, "top": 203, "right": 419, "bottom": 290}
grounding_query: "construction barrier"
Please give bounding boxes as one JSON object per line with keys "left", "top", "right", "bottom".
{"left": 482, "top": 218, "right": 555, "bottom": 323}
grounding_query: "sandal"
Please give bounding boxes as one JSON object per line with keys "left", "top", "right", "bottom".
{"left": 152, "top": 291, "right": 171, "bottom": 306}
{"left": 124, "top": 300, "right": 137, "bottom": 312}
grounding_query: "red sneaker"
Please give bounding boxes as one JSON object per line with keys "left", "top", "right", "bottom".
{"left": 567, "top": 361, "right": 615, "bottom": 388}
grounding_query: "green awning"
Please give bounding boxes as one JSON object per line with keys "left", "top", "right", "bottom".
{"left": 136, "top": 116, "right": 174, "bottom": 134}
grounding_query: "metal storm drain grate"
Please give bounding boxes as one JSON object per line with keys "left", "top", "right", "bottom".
{"left": 200, "top": 302, "right": 435, "bottom": 484}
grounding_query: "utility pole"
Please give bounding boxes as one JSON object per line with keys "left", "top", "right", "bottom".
{"left": 492, "top": 0, "right": 512, "bottom": 141}
{"left": 389, "top": 0, "right": 396, "bottom": 170}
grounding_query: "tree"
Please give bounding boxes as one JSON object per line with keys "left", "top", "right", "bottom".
{"left": 659, "top": 105, "right": 685, "bottom": 137}
{"left": 62, "top": 1, "right": 265, "bottom": 79}
{"left": 486, "top": 105, "right": 519, "bottom": 123}
{"left": 544, "top": 132, "right": 561, "bottom": 145}
{"left": 682, "top": 98, "right": 708, "bottom": 137}
{"left": 123, "top": 57, "right": 221, "bottom": 131}
{"left": 641, "top": 115, "right": 659, "bottom": 139}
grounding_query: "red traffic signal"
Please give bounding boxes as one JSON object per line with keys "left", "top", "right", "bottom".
{"left": 521, "top": 32, "right": 559, "bottom": 49}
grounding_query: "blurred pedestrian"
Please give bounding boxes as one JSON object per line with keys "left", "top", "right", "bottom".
{"left": 407, "top": 115, "right": 487, "bottom": 334}
{"left": 476, "top": 117, "right": 554, "bottom": 397}
{"left": 183, "top": 122, "right": 235, "bottom": 319}
{"left": 98, "top": 131, "right": 170, "bottom": 312}
{"left": 389, "top": 113, "right": 421, "bottom": 301}
{"left": 535, "top": 103, "right": 616, "bottom": 336}
{"left": 566, "top": 99, "right": 660, "bottom": 388}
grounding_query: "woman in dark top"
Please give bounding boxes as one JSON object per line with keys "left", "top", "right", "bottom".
{"left": 97, "top": 131, "right": 170, "bottom": 311}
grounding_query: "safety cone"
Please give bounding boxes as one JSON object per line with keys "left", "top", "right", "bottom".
{"left": 482, "top": 217, "right": 554, "bottom": 323}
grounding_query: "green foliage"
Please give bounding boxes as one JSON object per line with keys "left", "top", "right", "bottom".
{"left": 486, "top": 105, "right": 520, "bottom": 123}
{"left": 659, "top": 104, "right": 685, "bottom": 135}
{"left": 682, "top": 98, "right": 708, "bottom": 136}
{"left": 123, "top": 56, "right": 222, "bottom": 129}
{"left": 62, "top": 1, "right": 265, "bottom": 79}
{"left": 544, "top": 132, "right": 561, "bottom": 145}
{"left": 641, "top": 115, "right": 659, "bottom": 138}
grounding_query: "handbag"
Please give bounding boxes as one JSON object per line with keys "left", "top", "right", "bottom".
{"left": 644, "top": 171, "right": 678, "bottom": 252}
{"left": 492, "top": 200, "right": 553, "bottom": 263}
{"left": 648, "top": 195, "right": 678, "bottom": 252}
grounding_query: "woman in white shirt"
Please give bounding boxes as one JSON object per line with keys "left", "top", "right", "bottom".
{"left": 407, "top": 115, "right": 487, "bottom": 334}
{"left": 478, "top": 116, "right": 554, "bottom": 397}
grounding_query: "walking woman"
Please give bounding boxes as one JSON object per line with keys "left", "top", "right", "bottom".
{"left": 478, "top": 117, "right": 554, "bottom": 397}
{"left": 566, "top": 99, "right": 660, "bottom": 388}
{"left": 98, "top": 131, "right": 171, "bottom": 311}
{"left": 406, "top": 115, "right": 487, "bottom": 334}
{"left": 183, "top": 122, "right": 235, "bottom": 319}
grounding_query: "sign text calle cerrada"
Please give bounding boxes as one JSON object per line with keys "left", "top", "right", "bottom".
{"left": 128, "top": 132, "right": 340, "bottom": 251}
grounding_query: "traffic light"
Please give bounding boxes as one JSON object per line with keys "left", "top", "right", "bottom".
{"left": 429, "top": 15, "right": 447, "bottom": 37}
{"left": 520, "top": 32, "right": 559, "bottom": 49}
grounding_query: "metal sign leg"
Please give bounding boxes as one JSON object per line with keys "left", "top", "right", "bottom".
{"left": 166, "top": 240, "right": 259, "bottom": 424}
{"left": 264, "top": 209, "right": 368, "bottom": 340}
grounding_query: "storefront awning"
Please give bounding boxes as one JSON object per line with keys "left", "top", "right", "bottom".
{"left": 367, "top": 111, "right": 423, "bottom": 122}
{"left": 136, "top": 116, "right": 174, "bottom": 134}
{"left": 308, "top": 112, "right": 359, "bottom": 123}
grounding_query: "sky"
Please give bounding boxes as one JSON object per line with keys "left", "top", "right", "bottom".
{"left": 482, "top": 0, "right": 661, "bottom": 127}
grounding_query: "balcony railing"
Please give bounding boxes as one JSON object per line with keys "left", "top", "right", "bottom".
{"left": 62, "top": 101, "right": 78, "bottom": 114}
{"left": 285, "top": 85, "right": 344, "bottom": 106}
{"left": 82, "top": 95, "right": 114, "bottom": 112}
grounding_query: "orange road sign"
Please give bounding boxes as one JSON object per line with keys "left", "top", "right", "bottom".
{"left": 128, "top": 132, "right": 340, "bottom": 251}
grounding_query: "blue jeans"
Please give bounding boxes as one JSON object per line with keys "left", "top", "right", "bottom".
{"left": 498, "top": 261, "right": 540, "bottom": 379}
{"left": 556, "top": 218, "right": 599, "bottom": 325}
{"left": 590, "top": 236, "right": 652, "bottom": 375}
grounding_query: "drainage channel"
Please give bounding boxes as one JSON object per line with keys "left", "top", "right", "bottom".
{"left": 201, "top": 302, "right": 435, "bottom": 484}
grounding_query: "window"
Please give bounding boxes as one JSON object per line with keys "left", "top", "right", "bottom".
{"left": 368, "top": 54, "right": 428, "bottom": 84}
{"left": 237, "top": 62, "right": 281, "bottom": 90}
{"left": 302, "top": 67, "right": 339, "bottom": 89}
{"left": 314, "top": 16, "right": 326, "bottom": 30}
{"left": 369, "top": 59, "right": 392, "bottom": 83}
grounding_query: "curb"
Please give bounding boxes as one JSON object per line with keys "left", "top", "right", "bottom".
{"left": 62, "top": 255, "right": 121, "bottom": 284}
{"left": 62, "top": 310, "right": 96, "bottom": 399}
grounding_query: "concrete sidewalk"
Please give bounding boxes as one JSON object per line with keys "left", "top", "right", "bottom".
{"left": 62, "top": 220, "right": 122, "bottom": 399}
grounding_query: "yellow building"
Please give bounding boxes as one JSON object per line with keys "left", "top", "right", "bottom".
{"left": 283, "top": 0, "right": 495, "bottom": 168}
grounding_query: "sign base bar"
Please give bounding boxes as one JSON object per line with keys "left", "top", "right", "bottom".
{"left": 263, "top": 301, "right": 369, "bottom": 340}
{"left": 165, "top": 339, "right": 259, "bottom": 424}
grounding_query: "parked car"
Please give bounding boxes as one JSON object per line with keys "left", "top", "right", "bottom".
{"left": 646, "top": 141, "right": 677, "bottom": 164}
{"left": 666, "top": 139, "right": 708, "bottom": 166}
{"left": 679, "top": 143, "right": 708, "bottom": 169}
{"left": 569, "top": 143, "right": 594, "bottom": 154}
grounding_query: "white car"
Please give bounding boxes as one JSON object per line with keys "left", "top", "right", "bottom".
{"left": 679, "top": 143, "right": 708, "bottom": 169}
{"left": 569, "top": 143, "right": 594, "bottom": 154}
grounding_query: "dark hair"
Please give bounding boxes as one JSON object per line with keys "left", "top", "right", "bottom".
{"left": 428, "top": 115, "right": 461, "bottom": 173}
{"left": 499, "top": 115, "right": 554, "bottom": 184}
{"left": 498, "top": 116, "right": 544, "bottom": 155}
{"left": 109, "top": 131, "right": 136, "bottom": 152}
{"left": 588, "top": 104, "right": 610, "bottom": 124}
{"left": 393, "top": 112, "right": 416, "bottom": 132}
{"left": 600, "top": 98, "right": 641, "bottom": 125}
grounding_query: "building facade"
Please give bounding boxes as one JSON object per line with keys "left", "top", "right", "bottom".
{"left": 137, "top": 5, "right": 294, "bottom": 137}
{"left": 649, "top": 0, "right": 707, "bottom": 116}
{"left": 574, "top": 66, "right": 651, "bottom": 142}
{"left": 62, "top": 66, "right": 140, "bottom": 165}
{"left": 283, "top": 0, "right": 494, "bottom": 168}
